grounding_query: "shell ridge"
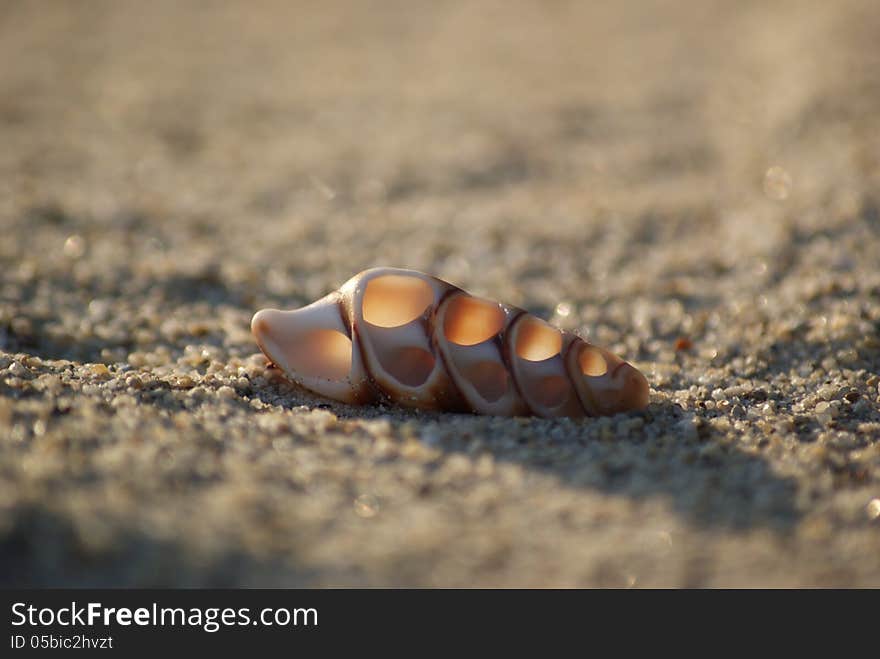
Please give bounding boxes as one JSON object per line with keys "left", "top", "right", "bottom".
{"left": 431, "top": 289, "right": 503, "bottom": 415}
{"left": 497, "top": 309, "right": 534, "bottom": 417}
{"left": 426, "top": 303, "right": 472, "bottom": 413}
{"left": 562, "top": 337, "right": 596, "bottom": 416}
{"left": 338, "top": 278, "right": 385, "bottom": 405}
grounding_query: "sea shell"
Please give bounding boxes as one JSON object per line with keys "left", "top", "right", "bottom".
{"left": 251, "top": 267, "right": 649, "bottom": 417}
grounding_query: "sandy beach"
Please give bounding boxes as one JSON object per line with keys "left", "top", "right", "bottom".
{"left": 1, "top": 0, "right": 879, "bottom": 586}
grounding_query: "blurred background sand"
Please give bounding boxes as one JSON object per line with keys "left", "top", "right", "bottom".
{"left": 1, "top": 0, "right": 879, "bottom": 586}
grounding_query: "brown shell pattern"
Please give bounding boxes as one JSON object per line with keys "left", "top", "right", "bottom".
{"left": 251, "top": 267, "right": 649, "bottom": 417}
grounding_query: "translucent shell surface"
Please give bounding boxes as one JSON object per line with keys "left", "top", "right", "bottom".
{"left": 251, "top": 267, "right": 649, "bottom": 417}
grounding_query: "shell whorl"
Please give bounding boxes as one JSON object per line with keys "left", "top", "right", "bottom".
{"left": 251, "top": 267, "right": 649, "bottom": 418}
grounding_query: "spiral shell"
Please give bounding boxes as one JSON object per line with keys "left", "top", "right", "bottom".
{"left": 251, "top": 267, "right": 649, "bottom": 417}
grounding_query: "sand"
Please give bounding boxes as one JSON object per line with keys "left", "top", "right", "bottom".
{"left": 1, "top": 0, "right": 879, "bottom": 587}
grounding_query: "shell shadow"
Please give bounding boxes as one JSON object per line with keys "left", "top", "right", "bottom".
{"left": 251, "top": 379, "right": 802, "bottom": 533}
